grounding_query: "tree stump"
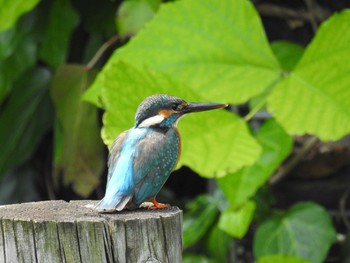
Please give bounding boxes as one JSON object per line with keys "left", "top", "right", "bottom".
{"left": 0, "top": 200, "right": 182, "bottom": 263}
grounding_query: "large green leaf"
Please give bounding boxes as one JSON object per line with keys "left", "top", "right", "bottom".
{"left": 248, "top": 41, "right": 304, "bottom": 112}
{"left": 101, "top": 62, "right": 261, "bottom": 177}
{"left": 116, "top": 0, "right": 160, "bottom": 37}
{"left": 51, "top": 65, "right": 104, "bottom": 197}
{"left": 183, "top": 255, "right": 216, "bottom": 263}
{"left": 218, "top": 200, "right": 256, "bottom": 238}
{"left": 259, "top": 255, "right": 309, "bottom": 263}
{"left": 183, "top": 194, "right": 219, "bottom": 248}
{"left": 0, "top": 14, "right": 38, "bottom": 103}
{"left": 217, "top": 119, "right": 292, "bottom": 208}
{"left": 254, "top": 202, "right": 337, "bottom": 263}
{"left": 205, "top": 221, "right": 232, "bottom": 263}
{"left": 94, "top": 0, "right": 281, "bottom": 104}
{"left": 0, "top": 68, "right": 53, "bottom": 175}
{"left": 40, "top": 0, "right": 79, "bottom": 67}
{"left": 270, "top": 41, "right": 304, "bottom": 72}
{"left": 82, "top": 74, "right": 104, "bottom": 108}
{"left": 268, "top": 10, "right": 350, "bottom": 141}
{"left": 0, "top": 0, "right": 40, "bottom": 32}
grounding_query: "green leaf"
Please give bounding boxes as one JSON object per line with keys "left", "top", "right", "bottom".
{"left": 51, "top": 65, "right": 104, "bottom": 197}
{"left": 183, "top": 194, "right": 219, "bottom": 248}
{"left": 217, "top": 118, "right": 292, "bottom": 208}
{"left": 116, "top": 0, "right": 161, "bottom": 37}
{"left": 0, "top": 14, "right": 38, "bottom": 103}
{"left": 270, "top": 41, "right": 304, "bottom": 71}
{"left": 103, "top": 0, "right": 281, "bottom": 104}
{"left": 218, "top": 200, "right": 256, "bottom": 238}
{"left": 82, "top": 74, "right": 104, "bottom": 108}
{"left": 268, "top": 10, "right": 350, "bottom": 141}
{"left": 101, "top": 62, "right": 261, "bottom": 177}
{"left": 82, "top": 34, "right": 104, "bottom": 65}
{"left": 254, "top": 202, "right": 337, "bottom": 263}
{"left": 205, "top": 222, "right": 232, "bottom": 262}
{"left": 183, "top": 254, "right": 216, "bottom": 263}
{"left": 0, "top": 68, "right": 53, "bottom": 175}
{"left": 40, "top": 0, "right": 79, "bottom": 67}
{"left": 259, "top": 255, "right": 309, "bottom": 263}
{"left": 0, "top": 0, "right": 40, "bottom": 32}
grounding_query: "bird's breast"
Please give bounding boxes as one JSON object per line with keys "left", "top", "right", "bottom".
{"left": 154, "top": 126, "right": 181, "bottom": 171}
{"left": 172, "top": 127, "right": 181, "bottom": 169}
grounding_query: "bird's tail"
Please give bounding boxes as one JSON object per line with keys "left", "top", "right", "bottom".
{"left": 95, "top": 194, "right": 132, "bottom": 213}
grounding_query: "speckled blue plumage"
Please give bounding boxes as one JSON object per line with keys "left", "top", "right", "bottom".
{"left": 96, "top": 126, "right": 180, "bottom": 211}
{"left": 96, "top": 95, "right": 182, "bottom": 212}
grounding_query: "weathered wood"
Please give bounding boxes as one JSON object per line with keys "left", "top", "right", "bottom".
{"left": 0, "top": 200, "right": 182, "bottom": 263}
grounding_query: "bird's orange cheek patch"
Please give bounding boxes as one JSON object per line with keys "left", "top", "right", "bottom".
{"left": 159, "top": 109, "right": 173, "bottom": 117}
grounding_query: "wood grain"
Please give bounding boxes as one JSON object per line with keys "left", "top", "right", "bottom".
{"left": 0, "top": 200, "right": 182, "bottom": 263}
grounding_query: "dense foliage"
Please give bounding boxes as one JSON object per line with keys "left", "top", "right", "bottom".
{"left": 1, "top": 0, "right": 349, "bottom": 262}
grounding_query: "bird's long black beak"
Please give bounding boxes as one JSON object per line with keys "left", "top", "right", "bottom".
{"left": 182, "top": 102, "right": 228, "bottom": 114}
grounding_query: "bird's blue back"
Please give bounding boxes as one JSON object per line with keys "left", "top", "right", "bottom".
{"left": 96, "top": 126, "right": 180, "bottom": 211}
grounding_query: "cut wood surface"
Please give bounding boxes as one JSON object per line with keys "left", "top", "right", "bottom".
{"left": 0, "top": 200, "right": 182, "bottom": 263}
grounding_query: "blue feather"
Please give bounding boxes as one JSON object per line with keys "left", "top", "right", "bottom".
{"left": 96, "top": 128, "right": 148, "bottom": 212}
{"left": 96, "top": 126, "right": 180, "bottom": 212}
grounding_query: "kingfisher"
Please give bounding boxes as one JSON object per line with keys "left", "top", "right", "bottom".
{"left": 96, "top": 94, "right": 227, "bottom": 212}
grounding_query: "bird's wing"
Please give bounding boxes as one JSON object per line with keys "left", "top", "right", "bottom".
{"left": 96, "top": 129, "right": 135, "bottom": 212}
{"left": 132, "top": 128, "right": 180, "bottom": 204}
{"left": 107, "top": 130, "right": 129, "bottom": 182}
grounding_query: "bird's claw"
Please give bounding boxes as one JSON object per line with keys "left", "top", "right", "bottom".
{"left": 148, "top": 203, "right": 170, "bottom": 210}
{"left": 149, "top": 198, "right": 170, "bottom": 210}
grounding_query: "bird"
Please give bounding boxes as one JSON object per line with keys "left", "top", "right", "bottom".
{"left": 96, "top": 94, "right": 227, "bottom": 212}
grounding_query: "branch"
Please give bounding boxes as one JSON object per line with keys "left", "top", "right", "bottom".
{"left": 269, "top": 136, "right": 319, "bottom": 185}
{"left": 256, "top": 2, "right": 330, "bottom": 29}
{"left": 86, "top": 35, "right": 124, "bottom": 71}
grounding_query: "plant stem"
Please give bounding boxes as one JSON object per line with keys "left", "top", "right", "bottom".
{"left": 340, "top": 187, "right": 350, "bottom": 229}
{"left": 243, "top": 75, "right": 283, "bottom": 122}
{"left": 244, "top": 98, "right": 266, "bottom": 122}
{"left": 86, "top": 35, "right": 122, "bottom": 71}
{"left": 269, "top": 136, "right": 319, "bottom": 185}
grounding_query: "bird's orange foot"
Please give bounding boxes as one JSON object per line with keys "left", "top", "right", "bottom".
{"left": 149, "top": 198, "right": 170, "bottom": 210}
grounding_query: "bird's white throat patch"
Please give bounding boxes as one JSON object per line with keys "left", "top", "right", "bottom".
{"left": 138, "top": 114, "right": 165, "bottom": 128}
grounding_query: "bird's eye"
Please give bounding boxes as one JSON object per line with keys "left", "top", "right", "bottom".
{"left": 171, "top": 104, "right": 178, "bottom": 111}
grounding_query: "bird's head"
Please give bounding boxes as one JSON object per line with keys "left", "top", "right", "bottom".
{"left": 135, "top": 94, "right": 228, "bottom": 129}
